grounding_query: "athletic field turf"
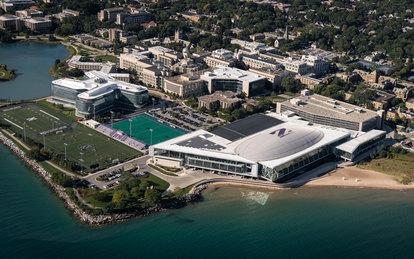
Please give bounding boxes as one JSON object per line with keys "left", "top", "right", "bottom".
{"left": 0, "top": 103, "right": 138, "bottom": 172}
{"left": 112, "top": 114, "right": 188, "bottom": 145}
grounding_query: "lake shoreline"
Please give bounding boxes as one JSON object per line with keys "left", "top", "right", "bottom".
{"left": 0, "top": 132, "right": 200, "bottom": 226}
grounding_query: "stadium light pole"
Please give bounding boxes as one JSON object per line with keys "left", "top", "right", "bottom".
{"left": 42, "top": 134, "right": 46, "bottom": 151}
{"left": 110, "top": 111, "right": 114, "bottom": 128}
{"left": 129, "top": 119, "right": 132, "bottom": 137}
{"left": 64, "top": 143, "right": 67, "bottom": 161}
{"left": 79, "top": 152, "right": 84, "bottom": 173}
{"left": 93, "top": 104, "right": 96, "bottom": 121}
{"left": 23, "top": 122, "right": 26, "bottom": 141}
{"left": 149, "top": 128, "right": 153, "bottom": 146}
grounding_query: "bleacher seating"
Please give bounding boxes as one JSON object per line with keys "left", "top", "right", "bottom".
{"left": 96, "top": 125, "right": 147, "bottom": 150}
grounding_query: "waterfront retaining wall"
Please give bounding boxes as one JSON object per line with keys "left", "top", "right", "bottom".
{"left": 0, "top": 132, "right": 197, "bottom": 225}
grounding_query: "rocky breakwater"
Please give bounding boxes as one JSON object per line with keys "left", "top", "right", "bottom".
{"left": 0, "top": 133, "right": 200, "bottom": 225}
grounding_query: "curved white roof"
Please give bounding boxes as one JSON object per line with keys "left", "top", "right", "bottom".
{"left": 235, "top": 126, "right": 324, "bottom": 161}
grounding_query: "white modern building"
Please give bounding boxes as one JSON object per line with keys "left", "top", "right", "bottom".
{"left": 150, "top": 112, "right": 386, "bottom": 182}
{"left": 149, "top": 113, "right": 351, "bottom": 182}
{"left": 200, "top": 66, "right": 266, "bottom": 97}
{"left": 204, "top": 49, "right": 236, "bottom": 68}
{"left": 51, "top": 71, "right": 148, "bottom": 117}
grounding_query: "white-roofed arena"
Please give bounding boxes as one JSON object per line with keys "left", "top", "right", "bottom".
{"left": 150, "top": 113, "right": 354, "bottom": 182}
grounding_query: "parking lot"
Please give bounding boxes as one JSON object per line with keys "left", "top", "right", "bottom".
{"left": 153, "top": 106, "right": 221, "bottom": 131}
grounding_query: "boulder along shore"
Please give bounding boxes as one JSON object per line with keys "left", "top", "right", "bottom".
{"left": 0, "top": 132, "right": 199, "bottom": 225}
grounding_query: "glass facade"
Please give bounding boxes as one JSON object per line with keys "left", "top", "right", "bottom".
{"left": 155, "top": 143, "right": 335, "bottom": 182}
{"left": 153, "top": 148, "right": 254, "bottom": 176}
{"left": 53, "top": 82, "right": 149, "bottom": 117}
{"left": 261, "top": 145, "right": 332, "bottom": 181}
{"left": 211, "top": 79, "right": 243, "bottom": 93}
{"left": 51, "top": 83, "right": 87, "bottom": 103}
{"left": 336, "top": 133, "right": 385, "bottom": 161}
{"left": 249, "top": 80, "right": 265, "bottom": 96}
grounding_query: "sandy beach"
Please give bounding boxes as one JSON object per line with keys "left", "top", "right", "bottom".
{"left": 305, "top": 166, "right": 414, "bottom": 190}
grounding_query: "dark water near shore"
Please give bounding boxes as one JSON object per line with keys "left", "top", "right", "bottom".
{"left": 1, "top": 42, "right": 414, "bottom": 258}
{"left": 1, "top": 144, "right": 414, "bottom": 258}
{"left": 0, "top": 43, "right": 68, "bottom": 100}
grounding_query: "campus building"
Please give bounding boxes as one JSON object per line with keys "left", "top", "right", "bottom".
{"left": 0, "top": 14, "right": 22, "bottom": 30}
{"left": 300, "top": 55, "right": 329, "bottom": 76}
{"left": 150, "top": 111, "right": 387, "bottom": 181}
{"left": 335, "top": 130, "right": 386, "bottom": 161}
{"left": 23, "top": 17, "right": 51, "bottom": 33}
{"left": 51, "top": 71, "right": 148, "bottom": 117}
{"left": 200, "top": 66, "right": 266, "bottom": 97}
{"left": 239, "top": 54, "right": 284, "bottom": 70}
{"left": 276, "top": 92, "right": 384, "bottom": 132}
{"left": 1, "top": 0, "right": 34, "bottom": 11}
{"left": 249, "top": 67, "right": 290, "bottom": 87}
{"left": 98, "top": 7, "right": 124, "bottom": 22}
{"left": 282, "top": 57, "right": 309, "bottom": 75}
{"left": 163, "top": 71, "right": 207, "bottom": 98}
{"left": 204, "top": 49, "right": 236, "bottom": 68}
{"left": 148, "top": 46, "right": 182, "bottom": 67}
{"left": 118, "top": 53, "right": 171, "bottom": 88}
{"left": 149, "top": 113, "right": 351, "bottom": 182}
{"left": 116, "top": 10, "right": 151, "bottom": 25}
{"left": 198, "top": 91, "right": 241, "bottom": 110}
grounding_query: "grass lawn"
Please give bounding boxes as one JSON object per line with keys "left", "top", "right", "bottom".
{"left": 273, "top": 96, "right": 286, "bottom": 102}
{"left": 39, "top": 161, "right": 64, "bottom": 175}
{"left": 95, "top": 55, "right": 118, "bottom": 63}
{"left": 81, "top": 173, "right": 170, "bottom": 208}
{"left": 145, "top": 173, "right": 170, "bottom": 192}
{"left": 0, "top": 103, "right": 140, "bottom": 172}
{"left": 37, "top": 100, "right": 79, "bottom": 121}
{"left": 357, "top": 153, "right": 414, "bottom": 182}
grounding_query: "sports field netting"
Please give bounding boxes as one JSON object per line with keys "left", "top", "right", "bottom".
{"left": 0, "top": 103, "right": 138, "bottom": 171}
{"left": 112, "top": 114, "right": 188, "bottom": 145}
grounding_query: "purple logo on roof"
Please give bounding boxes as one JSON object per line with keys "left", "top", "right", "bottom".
{"left": 269, "top": 128, "right": 293, "bottom": 138}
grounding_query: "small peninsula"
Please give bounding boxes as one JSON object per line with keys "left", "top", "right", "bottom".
{"left": 0, "top": 64, "right": 16, "bottom": 81}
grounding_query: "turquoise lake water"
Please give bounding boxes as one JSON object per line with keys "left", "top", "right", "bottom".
{"left": 0, "top": 43, "right": 68, "bottom": 100}
{"left": 1, "top": 144, "right": 414, "bottom": 258}
{"left": 1, "top": 43, "right": 414, "bottom": 258}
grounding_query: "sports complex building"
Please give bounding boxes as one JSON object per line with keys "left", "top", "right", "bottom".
{"left": 276, "top": 91, "right": 384, "bottom": 132}
{"left": 150, "top": 110, "right": 386, "bottom": 182}
{"left": 51, "top": 71, "right": 148, "bottom": 117}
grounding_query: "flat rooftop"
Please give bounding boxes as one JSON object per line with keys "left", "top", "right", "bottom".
{"left": 336, "top": 129, "right": 386, "bottom": 153}
{"left": 152, "top": 112, "right": 350, "bottom": 168}
{"left": 53, "top": 70, "right": 147, "bottom": 99}
{"left": 201, "top": 66, "right": 265, "bottom": 83}
{"left": 212, "top": 113, "right": 283, "bottom": 141}
{"left": 280, "top": 93, "right": 379, "bottom": 123}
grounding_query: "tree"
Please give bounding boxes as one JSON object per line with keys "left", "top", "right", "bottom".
{"left": 28, "top": 149, "right": 43, "bottom": 161}
{"left": 281, "top": 77, "right": 303, "bottom": 93}
{"left": 93, "top": 192, "right": 111, "bottom": 202}
{"left": 145, "top": 189, "right": 161, "bottom": 206}
{"left": 51, "top": 171, "right": 73, "bottom": 187}
{"left": 130, "top": 187, "right": 143, "bottom": 200}
{"left": 112, "top": 190, "right": 129, "bottom": 203}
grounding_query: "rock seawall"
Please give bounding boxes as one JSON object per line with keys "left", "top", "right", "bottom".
{"left": 0, "top": 133, "right": 199, "bottom": 225}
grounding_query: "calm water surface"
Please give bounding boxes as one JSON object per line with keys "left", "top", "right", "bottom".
{"left": 1, "top": 43, "right": 414, "bottom": 258}
{"left": 0, "top": 43, "right": 68, "bottom": 100}
{"left": 1, "top": 145, "right": 414, "bottom": 258}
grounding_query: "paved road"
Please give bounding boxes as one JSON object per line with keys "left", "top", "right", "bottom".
{"left": 82, "top": 155, "right": 240, "bottom": 192}
{"left": 83, "top": 155, "right": 149, "bottom": 189}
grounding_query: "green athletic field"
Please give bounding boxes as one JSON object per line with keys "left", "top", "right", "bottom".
{"left": 0, "top": 103, "right": 139, "bottom": 172}
{"left": 112, "top": 114, "right": 188, "bottom": 145}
